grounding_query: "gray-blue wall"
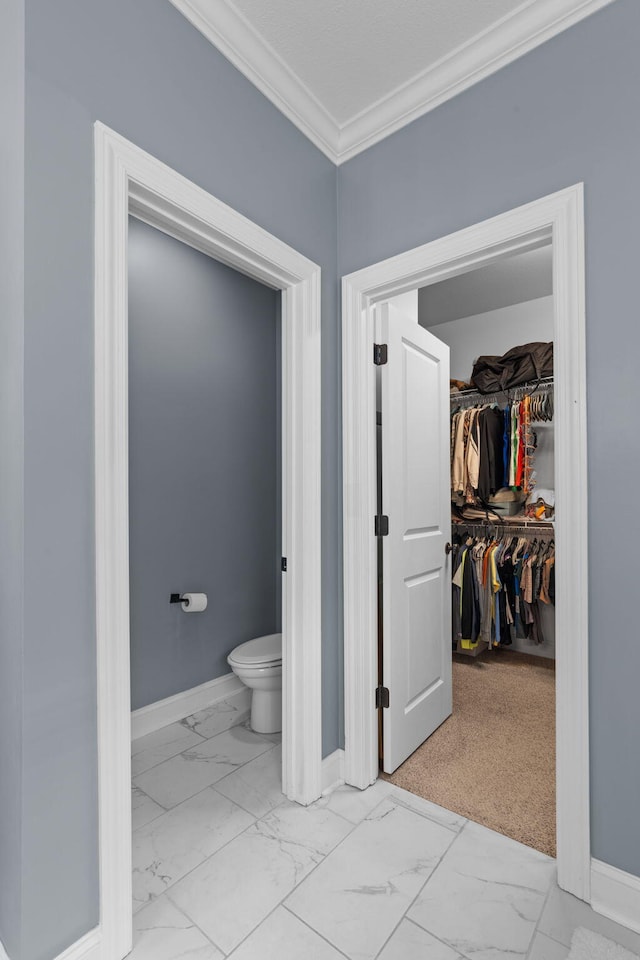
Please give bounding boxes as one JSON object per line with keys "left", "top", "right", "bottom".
{"left": 13, "top": 0, "right": 640, "bottom": 957}
{"left": 0, "top": 2, "right": 25, "bottom": 956}
{"left": 21, "top": 1, "right": 338, "bottom": 958}
{"left": 128, "top": 217, "right": 280, "bottom": 710}
{"left": 338, "top": 0, "right": 640, "bottom": 879}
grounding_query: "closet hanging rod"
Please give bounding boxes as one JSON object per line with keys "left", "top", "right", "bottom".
{"left": 452, "top": 520, "right": 554, "bottom": 538}
{"left": 450, "top": 376, "right": 554, "bottom": 405}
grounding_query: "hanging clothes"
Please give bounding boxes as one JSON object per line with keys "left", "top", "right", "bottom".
{"left": 477, "top": 407, "right": 505, "bottom": 501}
{"left": 451, "top": 528, "right": 554, "bottom": 650}
{"left": 450, "top": 389, "right": 548, "bottom": 509}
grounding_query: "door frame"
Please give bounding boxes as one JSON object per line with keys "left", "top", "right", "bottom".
{"left": 95, "top": 122, "right": 322, "bottom": 960}
{"left": 342, "top": 184, "right": 589, "bottom": 900}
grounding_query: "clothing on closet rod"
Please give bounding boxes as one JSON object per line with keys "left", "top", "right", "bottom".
{"left": 451, "top": 529, "right": 555, "bottom": 651}
{"left": 451, "top": 395, "right": 538, "bottom": 505}
{"left": 451, "top": 380, "right": 553, "bottom": 507}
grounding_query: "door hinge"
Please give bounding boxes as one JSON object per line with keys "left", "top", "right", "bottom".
{"left": 373, "top": 343, "right": 388, "bottom": 365}
{"left": 375, "top": 685, "right": 390, "bottom": 709}
{"left": 281, "top": 557, "right": 287, "bottom": 572}
{"left": 375, "top": 514, "right": 389, "bottom": 537}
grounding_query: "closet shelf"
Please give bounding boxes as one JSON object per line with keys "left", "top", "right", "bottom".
{"left": 450, "top": 376, "right": 554, "bottom": 407}
{"left": 452, "top": 515, "right": 554, "bottom": 524}
{"left": 452, "top": 518, "right": 554, "bottom": 536}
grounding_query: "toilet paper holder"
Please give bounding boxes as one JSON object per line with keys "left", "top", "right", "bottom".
{"left": 170, "top": 592, "right": 208, "bottom": 612}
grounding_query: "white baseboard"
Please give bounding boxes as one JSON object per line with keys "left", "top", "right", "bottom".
{"left": 591, "top": 858, "right": 640, "bottom": 936}
{"left": 53, "top": 927, "right": 101, "bottom": 960}
{"left": 131, "top": 672, "right": 250, "bottom": 740}
{"left": 0, "top": 938, "right": 9, "bottom": 960}
{"left": 321, "top": 748, "right": 345, "bottom": 795}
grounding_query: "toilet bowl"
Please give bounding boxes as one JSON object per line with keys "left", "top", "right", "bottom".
{"left": 227, "top": 633, "right": 282, "bottom": 734}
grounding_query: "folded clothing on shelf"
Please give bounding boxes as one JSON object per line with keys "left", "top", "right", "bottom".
{"left": 489, "top": 501, "right": 524, "bottom": 517}
{"left": 488, "top": 487, "right": 525, "bottom": 503}
{"left": 484, "top": 488, "right": 526, "bottom": 516}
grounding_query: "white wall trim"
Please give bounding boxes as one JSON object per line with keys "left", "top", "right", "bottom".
{"left": 131, "top": 673, "right": 249, "bottom": 741}
{"left": 52, "top": 927, "right": 102, "bottom": 960}
{"left": 591, "top": 860, "right": 640, "bottom": 936}
{"left": 0, "top": 939, "right": 10, "bottom": 960}
{"left": 321, "top": 749, "right": 345, "bottom": 796}
{"left": 169, "top": 0, "right": 615, "bottom": 164}
{"left": 341, "top": 185, "right": 590, "bottom": 901}
{"left": 95, "top": 122, "right": 322, "bottom": 960}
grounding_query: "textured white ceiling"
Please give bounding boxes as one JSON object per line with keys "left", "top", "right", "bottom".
{"left": 227, "top": 0, "right": 529, "bottom": 124}
{"left": 172, "top": 0, "right": 614, "bottom": 160}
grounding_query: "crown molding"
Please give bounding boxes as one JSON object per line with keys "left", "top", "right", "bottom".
{"left": 169, "top": 0, "right": 339, "bottom": 161}
{"left": 170, "top": 0, "right": 617, "bottom": 165}
{"left": 338, "top": 0, "right": 617, "bottom": 161}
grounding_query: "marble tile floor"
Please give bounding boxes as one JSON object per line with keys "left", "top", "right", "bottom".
{"left": 130, "top": 719, "right": 640, "bottom": 960}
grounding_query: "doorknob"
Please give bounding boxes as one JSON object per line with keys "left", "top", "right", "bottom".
{"left": 445, "top": 542, "right": 452, "bottom": 555}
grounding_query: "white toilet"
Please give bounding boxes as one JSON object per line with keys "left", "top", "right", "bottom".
{"left": 227, "top": 633, "right": 282, "bottom": 734}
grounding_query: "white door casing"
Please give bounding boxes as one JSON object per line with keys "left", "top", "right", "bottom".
{"left": 342, "top": 185, "right": 589, "bottom": 901}
{"left": 377, "top": 302, "right": 452, "bottom": 773}
{"left": 95, "top": 123, "right": 322, "bottom": 960}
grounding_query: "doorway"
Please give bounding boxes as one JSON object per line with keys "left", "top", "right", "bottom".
{"left": 127, "top": 213, "right": 286, "bottom": 915}
{"left": 94, "top": 123, "right": 322, "bottom": 959}
{"left": 341, "top": 185, "right": 590, "bottom": 901}
{"left": 377, "top": 250, "right": 556, "bottom": 858}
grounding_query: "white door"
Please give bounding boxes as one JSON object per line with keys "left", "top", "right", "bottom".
{"left": 378, "top": 301, "right": 452, "bottom": 773}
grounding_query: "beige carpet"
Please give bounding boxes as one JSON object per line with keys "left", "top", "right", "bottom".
{"left": 569, "top": 928, "right": 640, "bottom": 960}
{"left": 383, "top": 650, "right": 556, "bottom": 857}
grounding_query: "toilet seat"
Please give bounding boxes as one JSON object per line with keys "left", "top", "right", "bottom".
{"left": 227, "top": 632, "right": 282, "bottom": 668}
{"left": 227, "top": 633, "right": 282, "bottom": 734}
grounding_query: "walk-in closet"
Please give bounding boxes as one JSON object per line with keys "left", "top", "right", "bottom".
{"left": 377, "top": 243, "right": 557, "bottom": 857}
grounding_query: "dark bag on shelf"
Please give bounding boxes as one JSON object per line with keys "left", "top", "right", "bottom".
{"left": 470, "top": 341, "right": 553, "bottom": 394}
